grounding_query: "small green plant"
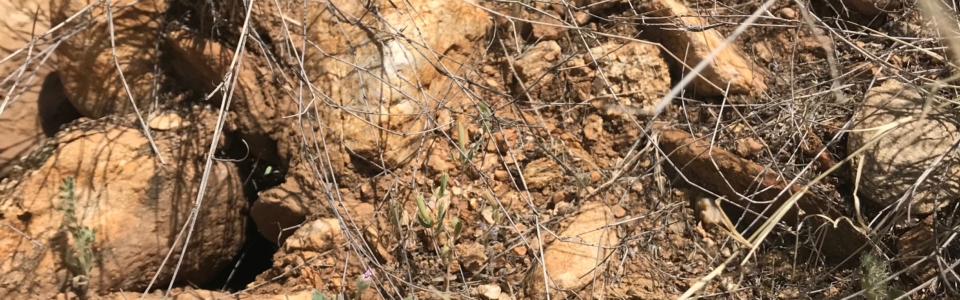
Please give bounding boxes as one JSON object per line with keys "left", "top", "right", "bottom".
{"left": 56, "top": 176, "right": 97, "bottom": 294}
{"left": 354, "top": 268, "right": 374, "bottom": 300}
{"left": 414, "top": 173, "right": 463, "bottom": 289}
{"left": 311, "top": 289, "right": 329, "bottom": 300}
{"left": 449, "top": 121, "right": 482, "bottom": 167}
{"left": 859, "top": 252, "right": 891, "bottom": 300}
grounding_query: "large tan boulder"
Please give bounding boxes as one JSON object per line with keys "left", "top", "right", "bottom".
{"left": 49, "top": 0, "right": 166, "bottom": 118}
{"left": 0, "top": 114, "right": 246, "bottom": 298}
{"left": 848, "top": 79, "right": 960, "bottom": 215}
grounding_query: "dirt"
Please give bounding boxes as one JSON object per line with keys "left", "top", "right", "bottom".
{"left": 2, "top": 0, "right": 960, "bottom": 299}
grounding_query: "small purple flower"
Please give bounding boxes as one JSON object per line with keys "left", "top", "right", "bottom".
{"left": 362, "top": 268, "right": 374, "bottom": 281}
{"left": 356, "top": 268, "right": 374, "bottom": 297}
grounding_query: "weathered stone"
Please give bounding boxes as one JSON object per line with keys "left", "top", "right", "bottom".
{"left": 848, "top": 79, "right": 960, "bottom": 215}
{"left": 523, "top": 202, "right": 617, "bottom": 298}
{"left": 50, "top": 0, "right": 166, "bottom": 118}
{"left": 640, "top": 0, "right": 767, "bottom": 97}
{"left": 0, "top": 116, "right": 245, "bottom": 298}
{"left": 521, "top": 157, "right": 563, "bottom": 190}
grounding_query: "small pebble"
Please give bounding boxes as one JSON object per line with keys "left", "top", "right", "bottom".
{"left": 478, "top": 284, "right": 502, "bottom": 300}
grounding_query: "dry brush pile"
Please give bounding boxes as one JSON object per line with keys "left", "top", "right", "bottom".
{"left": 1, "top": 0, "right": 960, "bottom": 299}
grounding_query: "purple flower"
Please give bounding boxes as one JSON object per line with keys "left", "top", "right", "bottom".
{"left": 356, "top": 268, "right": 374, "bottom": 295}
{"left": 362, "top": 268, "right": 374, "bottom": 281}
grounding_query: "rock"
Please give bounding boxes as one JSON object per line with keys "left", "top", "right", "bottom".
{"left": 584, "top": 41, "right": 671, "bottom": 116}
{"left": 735, "top": 137, "right": 763, "bottom": 158}
{"left": 846, "top": 0, "right": 903, "bottom": 16}
{"left": 148, "top": 112, "right": 186, "bottom": 131}
{"left": 0, "top": 116, "right": 246, "bottom": 298}
{"left": 456, "top": 241, "right": 488, "bottom": 273}
{"left": 514, "top": 40, "right": 563, "bottom": 101}
{"left": 523, "top": 202, "right": 617, "bottom": 298}
{"left": 165, "top": 29, "right": 296, "bottom": 141}
{"left": 521, "top": 157, "right": 563, "bottom": 190}
{"left": 251, "top": 164, "right": 375, "bottom": 244}
{"left": 297, "top": 0, "right": 491, "bottom": 171}
{"left": 848, "top": 80, "right": 960, "bottom": 215}
{"left": 0, "top": 0, "right": 76, "bottom": 178}
{"left": 582, "top": 114, "right": 604, "bottom": 141}
{"left": 50, "top": 0, "right": 165, "bottom": 118}
{"left": 640, "top": 0, "right": 767, "bottom": 96}
{"left": 529, "top": 14, "right": 565, "bottom": 41}
{"left": 897, "top": 215, "right": 937, "bottom": 284}
{"left": 658, "top": 128, "right": 867, "bottom": 261}
{"left": 477, "top": 284, "right": 502, "bottom": 300}
{"left": 283, "top": 218, "right": 344, "bottom": 253}
{"left": 778, "top": 7, "right": 798, "bottom": 20}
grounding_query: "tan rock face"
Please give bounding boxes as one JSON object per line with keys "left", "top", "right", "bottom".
{"left": 641, "top": 0, "right": 767, "bottom": 97}
{"left": 50, "top": 0, "right": 166, "bottom": 118}
{"left": 0, "top": 0, "right": 75, "bottom": 178}
{"left": 304, "top": 0, "right": 492, "bottom": 170}
{"left": 848, "top": 79, "right": 960, "bottom": 215}
{"left": 0, "top": 117, "right": 246, "bottom": 298}
{"left": 250, "top": 162, "right": 374, "bottom": 244}
{"left": 523, "top": 202, "right": 617, "bottom": 298}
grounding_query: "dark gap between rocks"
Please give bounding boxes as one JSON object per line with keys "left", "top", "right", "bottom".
{"left": 203, "top": 136, "right": 285, "bottom": 292}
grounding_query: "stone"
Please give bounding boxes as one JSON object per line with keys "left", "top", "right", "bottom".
{"left": 456, "top": 242, "right": 488, "bottom": 273}
{"left": 585, "top": 41, "right": 671, "bottom": 115}
{"left": 523, "top": 202, "right": 618, "bottom": 298}
{"left": 0, "top": 117, "right": 246, "bottom": 298}
{"left": 514, "top": 41, "right": 563, "bottom": 102}
{"left": 735, "top": 137, "right": 763, "bottom": 158}
{"left": 640, "top": 0, "right": 767, "bottom": 97}
{"left": 0, "top": 0, "right": 75, "bottom": 178}
{"left": 529, "top": 14, "right": 565, "bottom": 41}
{"left": 251, "top": 163, "right": 375, "bottom": 244}
{"left": 848, "top": 79, "right": 960, "bottom": 215}
{"left": 284, "top": 218, "right": 344, "bottom": 253}
{"left": 50, "top": 0, "right": 166, "bottom": 118}
{"left": 521, "top": 158, "right": 563, "bottom": 190}
{"left": 477, "top": 284, "right": 502, "bottom": 300}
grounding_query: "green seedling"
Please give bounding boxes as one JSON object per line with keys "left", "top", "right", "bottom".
{"left": 451, "top": 216, "right": 462, "bottom": 242}
{"left": 311, "top": 289, "right": 329, "bottom": 300}
{"left": 415, "top": 195, "right": 435, "bottom": 228}
{"left": 450, "top": 121, "right": 482, "bottom": 167}
{"left": 56, "top": 176, "right": 97, "bottom": 295}
{"left": 859, "top": 252, "right": 892, "bottom": 300}
{"left": 434, "top": 173, "right": 448, "bottom": 199}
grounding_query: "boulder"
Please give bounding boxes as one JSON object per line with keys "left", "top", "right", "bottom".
{"left": 848, "top": 79, "right": 960, "bottom": 215}
{"left": 0, "top": 115, "right": 246, "bottom": 298}
{"left": 49, "top": 0, "right": 166, "bottom": 118}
